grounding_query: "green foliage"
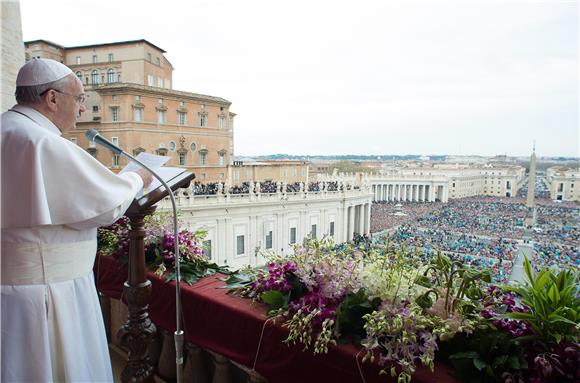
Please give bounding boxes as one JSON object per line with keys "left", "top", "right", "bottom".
{"left": 415, "top": 252, "right": 489, "bottom": 318}
{"left": 165, "top": 258, "right": 229, "bottom": 285}
{"left": 441, "top": 327, "right": 528, "bottom": 383}
{"left": 260, "top": 290, "right": 290, "bottom": 315}
{"left": 502, "top": 257, "right": 580, "bottom": 346}
{"left": 335, "top": 290, "right": 381, "bottom": 344}
{"left": 221, "top": 268, "right": 259, "bottom": 290}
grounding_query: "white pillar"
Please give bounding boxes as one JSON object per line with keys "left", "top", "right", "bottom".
{"left": 1, "top": 1, "right": 24, "bottom": 112}
{"left": 349, "top": 206, "right": 355, "bottom": 240}
{"left": 365, "top": 203, "right": 371, "bottom": 234}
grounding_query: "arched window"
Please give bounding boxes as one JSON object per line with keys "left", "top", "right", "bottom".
{"left": 107, "top": 69, "right": 115, "bottom": 83}
{"left": 75, "top": 71, "right": 82, "bottom": 81}
{"left": 91, "top": 70, "right": 99, "bottom": 85}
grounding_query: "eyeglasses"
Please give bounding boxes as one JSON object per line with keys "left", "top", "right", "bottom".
{"left": 45, "top": 88, "right": 86, "bottom": 104}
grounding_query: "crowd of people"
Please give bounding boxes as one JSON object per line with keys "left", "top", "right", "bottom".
{"left": 416, "top": 199, "right": 527, "bottom": 239}
{"left": 389, "top": 225, "right": 518, "bottom": 261}
{"left": 387, "top": 225, "right": 517, "bottom": 283}
{"left": 370, "top": 194, "right": 579, "bottom": 282}
{"left": 370, "top": 201, "right": 444, "bottom": 233}
{"left": 190, "top": 180, "right": 348, "bottom": 196}
{"left": 532, "top": 242, "right": 579, "bottom": 271}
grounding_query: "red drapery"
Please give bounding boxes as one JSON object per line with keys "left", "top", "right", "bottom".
{"left": 95, "top": 255, "right": 458, "bottom": 383}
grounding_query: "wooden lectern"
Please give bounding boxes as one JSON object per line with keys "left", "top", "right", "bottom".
{"left": 118, "top": 171, "right": 195, "bottom": 383}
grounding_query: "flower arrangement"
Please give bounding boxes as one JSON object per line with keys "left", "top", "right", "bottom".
{"left": 97, "top": 213, "right": 229, "bottom": 284}
{"left": 226, "top": 236, "right": 580, "bottom": 383}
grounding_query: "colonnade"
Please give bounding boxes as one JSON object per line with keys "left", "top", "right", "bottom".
{"left": 371, "top": 183, "right": 446, "bottom": 202}
{"left": 343, "top": 202, "right": 371, "bottom": 240}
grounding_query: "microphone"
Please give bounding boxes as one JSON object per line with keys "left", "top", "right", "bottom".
{"left": 86, "top": 128, "right": 186, "bottom": 382}
{"left": 86, "top": 129, "right": 123, "bottom": 155}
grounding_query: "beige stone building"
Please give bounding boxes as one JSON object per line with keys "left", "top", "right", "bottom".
{"left": 326, "top": 162, "right": 526, "bottom": 202}
{"left": 24, "top": 39, "right": 235, "bottom": 182}
{"left": 228, "top": 160, "right": 309, "bottom": 185}
{"left": 547, "top": 166, "right": 579, "bottom": 201}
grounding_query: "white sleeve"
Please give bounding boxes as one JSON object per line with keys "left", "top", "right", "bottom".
{"left": 65, "top": 172, "right": 143, "bottom": 230}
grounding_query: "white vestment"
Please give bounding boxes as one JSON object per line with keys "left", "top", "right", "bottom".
{"left": 1, "top": 105, "right": 143, "bottom": 382}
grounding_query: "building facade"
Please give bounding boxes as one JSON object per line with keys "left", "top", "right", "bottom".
{"left": 24, "top": 39, "right": 235, "bottom": 182}
{"left": 228, "top": 160, "right": 310, "bottom": 185}
{"left": 323, "top": 162, "right": 526, "bottom": 202}
{"left": 157, "top": 184, "right": 373, "bottom": 269}
{"left": 547, "top": 166, "right": 579, "bottom": 201}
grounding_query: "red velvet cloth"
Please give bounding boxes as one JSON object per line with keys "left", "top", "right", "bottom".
{"left": 95, "top": 256, "right": 459, "bottom": 383}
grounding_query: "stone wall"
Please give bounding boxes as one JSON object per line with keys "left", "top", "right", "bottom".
{"left": 1, "top": 0, "right": 24, "bottom": 112}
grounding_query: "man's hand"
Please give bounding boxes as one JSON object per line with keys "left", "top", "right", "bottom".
{"left": 135, "top": 168, "right": 153, "bottom": 188}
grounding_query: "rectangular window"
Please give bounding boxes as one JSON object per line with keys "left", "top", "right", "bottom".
{"left": 70, "top": 137, "right": 77, "bottom": 145}
{"left": 311, "top": 224, "right": 317, "bottom": 239}
{"left": 218, "top": 116, "right": 225, "bottom": 129}
{"left": 219, "top": 153, "right": 225, "bottom": 166}
{"left": 178, "top": 112, "right": 186, "bottom": 125}
{"left": 147, "top": 53, "right": 152, "bottom": 62}
{"left": 200, "top": 152, "right": 207, "bottom": 165}
{"left": 200, "top": 114, "right": 206, "bottom": 127}
{"left": 108, "top": 53, "right": 114, "bottom": 62}
{"left": 330, "top": 222, "right": 335, "bottom": 237}
{"left": 112, "top": 137, "right": 119, "bottom": 146}
{"left": 92, "top": 105, "right": 99, "bottom": 113}
{"left": 156, "top": 57, "right": 161, "bottom": 66}
{"left": 76, "top": 56, "right": 81, "bottom": 65}
{"left": 157, "top": 110, "right": 165, "bottom": 124}
{"left": 179, "top": 152, "right": 186, "bottom": 166}
{"left": 236, "top": 235, "right": 245, "bottom": 256}
{"left": 147, "top": 75, "right": 154, "bottom": 86}
{"left": 112, "top": 155, "right": 120, "bottom": 167}
{"left": 111, "top": 108, "right": 119, "bottom": 122}
{"left": 134, "top": 108, "right": 143, "bottom": 122}
{"left": 290, "top": 227, "right": 297, "bottom": 244}
{"left": 92, "top": 55, "right": 97, "bottom": 64}
{"left": 203, "top": 240, "right": 212, "bottom": 259}
{"left": 265, "top": 231, "right": 273, "bottom": 249}
{"left": 157, "top": 77, "right": 163, "bottom": 88}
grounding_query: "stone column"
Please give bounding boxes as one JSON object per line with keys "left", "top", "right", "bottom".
{"left": 364, "top": 203, "right": 371, "bottom": 234}
{"left": 349, "top": 206, "right": 355, "bottom": 240}
{"left": 1, "top": 0, "right": 24, "bottom": 112}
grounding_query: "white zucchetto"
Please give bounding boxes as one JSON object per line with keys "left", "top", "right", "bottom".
{"left": 16, "top": 58, "right": 73, "bottom": 87}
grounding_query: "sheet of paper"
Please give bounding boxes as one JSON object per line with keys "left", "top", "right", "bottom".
{"left": 119, "top": 152, "right": 170, "bottom": 174}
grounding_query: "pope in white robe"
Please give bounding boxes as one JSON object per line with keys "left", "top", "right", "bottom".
{"left": 1, "top": 59, "right": 147, "bottom": 382}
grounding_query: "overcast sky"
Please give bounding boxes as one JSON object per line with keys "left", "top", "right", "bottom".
{"left": 20, "top": 0, "right": 579, "bottom": 157}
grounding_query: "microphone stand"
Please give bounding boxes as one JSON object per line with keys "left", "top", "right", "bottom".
{"left": 87, "top": 128, "right": 184, "bottom": 381}
{"left": 118, "top": 152, "right": 184, "bottom": 383}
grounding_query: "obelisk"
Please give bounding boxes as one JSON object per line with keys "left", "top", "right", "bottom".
{"left": 524, "top": 145, "right": 536, "bottom": 227}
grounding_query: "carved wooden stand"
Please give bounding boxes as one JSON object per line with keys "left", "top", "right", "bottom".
{"left": 118, "top": 206, "right": 157, "bottom": 383}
